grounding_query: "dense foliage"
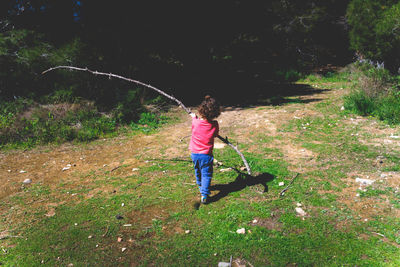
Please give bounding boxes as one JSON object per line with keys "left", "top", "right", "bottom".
{"left": 344, "top": 63, "right": 400, "bottom": 124}
{"left": 1, "top": 0, "right": 400, "bottom": 147}
{"left": 347, "top": 0, "right": 400, "bottom": 72}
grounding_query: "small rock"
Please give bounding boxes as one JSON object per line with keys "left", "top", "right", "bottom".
{"left": 121, "top": 247, "right": 127, "bottom": 252}
{"left": 132, "top": 168, "right": 139, "bottom": 172}
{"left": 117, "top": 237, "right": 123, "bottom": 242}
{"left": 296, "top": 202, "right": 302, "bottom": 207}
{"left": 355, "top": 178, "right": 374, "bottom": 186}
{"left": 7, "top": 170, "right": 11, "bottom": 172}
{"left": 214, "top": 143, "right": 226, "bottom": 149}
{"left": 74, "top": 223, "right": 78, "bottom": 226}
{"left": 103, "top": 164, "right": 107, "bottom": 167}
{"left": 22, "top": 178, "right": 32, "bottom": 184}
{"left": 185, "top": 230, "right": 191, "bottom": 234}
{"left": 295, "top": 207, "right": 307, "bottom": 217}
{"left": 218, "top": 262, "right": 231, "bottom": 267}
{"left": 96, "top": 244, "right": 99, "bottom": 248}
{"left": 121, "top": 203, "right": 125, "bottom": 207}
{"left": 88, "top": 235, "right": 93, "bottom": 239}
{"left": 279, "top": 182, "right": 285, "bottom": 186}
{"left": 341, "top": 106, "right": 345, "bottom": 111}
{"left": 252, "top": 219, "right": 258, "bottom": 224}
{"left": 19, "top": 170, "right": 27, "bottom": 173}
{"left": 62, "top": 166, "right": 71, "bottom": 171}
{"left": 236, "top": 228, "right": 246, "bottom": 234}
{"left": 220, "top": 168, "right": 232, "bottom": 172}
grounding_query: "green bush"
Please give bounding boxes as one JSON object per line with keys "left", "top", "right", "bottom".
{"left": 347, "top": 0, "right": 400, "bottom": 72}
{"left": 344, "top": 90, "right": 375, "bottom": 116}
{"left": 344, "top": 63, "right": 400, "bottom": 124}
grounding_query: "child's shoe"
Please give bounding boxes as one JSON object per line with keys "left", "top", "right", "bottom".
{"left": 201, "top": 195, "right": 208, "bottom": 204}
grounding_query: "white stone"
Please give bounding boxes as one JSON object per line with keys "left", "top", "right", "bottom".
{"left": 22, "top": 178, "right": 32, "bottom": 184}
{"left": 19, "top": 170, "right": 26, "bottom": 173}
{"left": 279, "top": 182, "right": 285, "bottom": 186}
{"left": 62, "top": 166, "right": 71, "bottom": 171}
{"left": 295, "top": 207, "right": 307, "bottom": 217}
{"left": 296, "top": 203, "right": 302, "bottom": 207}
{"left": 252, "top": 219, "right": 258, "bottom": 224}
{"left": 185, "top": 230, "right": 191, "bottom": 234}
{"left": 132, "top": 168, "right": 139, "bottom": 172}
{"left": 121, "top": 248, "right": 127, "bottom": 252}
{"left": 236, "top": 228, "right": 246, "bottom": 234}
{"left": 355, "top": 178, "right": 374, "bottom": 186}
{"left": 341, "top": 106, "right": 345, "bottom": 111}
{"left": 214, "top": 143, "right": 226, "bottom": 149}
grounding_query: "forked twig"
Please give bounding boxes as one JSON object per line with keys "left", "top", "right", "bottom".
{"left": 43, "top": 66, "right": 252, "bottom": 175}
{"left": 279, "top": 173, "right": 299, "bottom": 197}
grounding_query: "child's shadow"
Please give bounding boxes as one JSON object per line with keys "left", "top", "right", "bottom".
{"left": 207, "top": 172, "right": 275, "bottom": 204}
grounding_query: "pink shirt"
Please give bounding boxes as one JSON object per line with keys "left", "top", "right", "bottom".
{"left": 189, "top": 116, "right": 219, "bottom": 155}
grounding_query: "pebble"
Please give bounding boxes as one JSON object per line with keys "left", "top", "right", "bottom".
{"left": 132, "top": 168, "right": 139, "bottom": 172}
{"left": 296, "top": 203, "right": 302, "bottom": 207}
{"left": 88, "top": 235, "right": 93, "bottom": 239}
{"left": 117, "top": 237, "right": 123, "bottom": 242}
{"left": 185, "top": 230, "right": 191, "bottom": 234}
{"left": 20, "top": 170, "right": 27, "bottom": 173}
{"left": 121, "top": 248, "right": 127, "bottom": 252}
{"left": 62, "top": 166, "right": 71, "bottom": 171}
{"left": 236, "top": 228, "right": 246, "bottom": 234}
{"left": 355, "top": 178, "right": 374, "bottom": 186}
{"left": 22, "top": 178, "right": 32, "bottom": 184}
{"left": 121, "top": 203, "right": 125, "bottom": 207}
{"left": 295, "top": 207, "right": 307, "bottom": 217}
{"left": 279, "top": 182, "right": 285, "bottom": 186}
{"left": 252, "top": 219, "right": 258, "bottom": 224}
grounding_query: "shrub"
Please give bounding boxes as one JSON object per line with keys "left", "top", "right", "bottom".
{"left": 344, "top": 63, "right": 400, "bottom": 124}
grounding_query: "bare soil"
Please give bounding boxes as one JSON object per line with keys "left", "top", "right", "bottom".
{"left": 1, "top": 83, "right": 400, "bottom": 239}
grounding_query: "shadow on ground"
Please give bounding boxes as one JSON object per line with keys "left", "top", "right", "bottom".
{"left": 207, "top": 172, "right": 275, "bottom": 204}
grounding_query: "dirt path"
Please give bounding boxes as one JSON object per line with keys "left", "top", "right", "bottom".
{"left": 1, "top": 83, "right": 400, "bottom": 224}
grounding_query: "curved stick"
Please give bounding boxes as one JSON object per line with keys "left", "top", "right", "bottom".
{"left": 42, "top": 66, "right": 252, "bottom": 175}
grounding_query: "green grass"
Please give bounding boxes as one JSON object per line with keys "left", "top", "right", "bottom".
{"left": 2, "top": 72, "right": 400, "bottom": 266}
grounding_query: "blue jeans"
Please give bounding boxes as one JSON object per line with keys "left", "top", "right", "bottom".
{"left": 191, "top": 153, "right": 213, "bottom": 197}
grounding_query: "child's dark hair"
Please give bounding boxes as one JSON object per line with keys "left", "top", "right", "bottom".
{"left": 198, "top": 95, "right": 221, "bottom": 121}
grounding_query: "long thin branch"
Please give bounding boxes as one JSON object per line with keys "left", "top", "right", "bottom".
{"left": 43, "top": 66, "right": 252, "bottom": 175}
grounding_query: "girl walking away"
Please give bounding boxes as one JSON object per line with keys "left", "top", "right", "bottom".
{"left": 190, "top": 95, "right": 221, "bottom": 204}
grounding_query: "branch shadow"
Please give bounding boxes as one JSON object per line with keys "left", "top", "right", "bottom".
{"left": 206, "top": 172, "right": 275, "bottom": 204}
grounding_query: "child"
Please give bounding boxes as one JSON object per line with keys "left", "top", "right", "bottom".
{"left": 189, "top": 95, "right": 221, "bottom": 204}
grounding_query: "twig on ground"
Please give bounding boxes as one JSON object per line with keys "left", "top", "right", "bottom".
{"left": 279, "top": 173, "right": 300, "bottom": 197}
{"left": 43, "top": 66, "right": 252, "bottom": 175}
{"left": 0, "top": 235, "right": 23, "bottom": 240}
{"left": 110, "top": 166, "right": 121, "bottom": 172}
{"left": 179, "top": 135, "right": 191, "bottom": 142}
{"left": 102, "top": 226, "right": 109, "bottom": 237}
